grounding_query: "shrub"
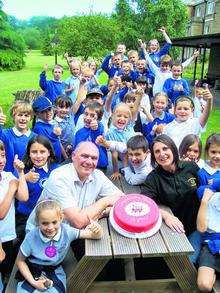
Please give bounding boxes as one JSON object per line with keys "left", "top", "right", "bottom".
{"left": 0, "top": 49, "right": 25, "bottom": 71}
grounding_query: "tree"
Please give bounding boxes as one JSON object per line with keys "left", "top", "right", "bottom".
{"left": 58, "top": 14, "right": 121, "bottom": 59}
{"left": 18, "top": 27, "right": 42, "bottom": 49}
{"left": 0, "top": 4, "right": 25, "bottom": 70}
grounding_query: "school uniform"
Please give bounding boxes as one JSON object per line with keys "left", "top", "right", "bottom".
{"left": 121, "top": 155, "right": 152, "bottom": 185}
{"left": 142, "top": 111, "right": 175, "bottom": 145}
{"left": 140, "top": 43, "right": 172, "bottom": 67}
{"left": 163, "top": 117, "right": 202, "bottom": 149}
{"left": 74, "top": 123, "right": 108, "bottom": 169}
{"left": 16, "top": 223, "right": 79, "bottom": 293}
{"left": 0, "top": 127, "right": 35, "bottom": 173}
{"left": 64, "top": 75, "right": 80, "bottom": 104}
{"left": 33, "top": 120, "right": 62, "bottom": 162}
{"left": 163, "top": 77, "right": 190, "bottom": 104}
{"left": 106, "top": 124, "right": 135, "bottom": 144}
{"left": 39, "top": 72, "right": 66, "bottom": 104}
{"left": 101, "top": 54, "right": 123, "bottom": 78}
{"left": 54, "top": 114, "right": 75, "bottom": 153}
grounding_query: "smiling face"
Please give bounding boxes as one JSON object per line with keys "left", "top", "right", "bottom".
{"left": 153, "top": 141, "right": 175, "bottom": 171}
{"left": 70, "top": 64, "right": 81, "bottom": 77}
{"left": 56, "top": 105, "right": 70, "bottom": 119}
{"left": 83, "top": 108, "right": 98, "bottom": 128}
{"left": 172, "top": 65, "right": 182, "bottom": 79}
{"left": 37, "top": 108, "right": 54, "bottom": 122}
{"left": 175, "top": 100, "right": 193, "bottom": 122}
{"left": 29, "top": 142, "right": 50, "bottom": 168}
{"left": 185, "top": 142, "right": 200, "bottom": 162}
{"left": 128, "top": 148, "right": 147, "bottom": 167}
{"left": 14, "top": 112, "right": 31, "bottom": 133}
{"left": 149, "top": 40, "right": 159, "bottom": 53}
{"left": 153, "top": 94, "right": 167, "bottom": 114}
{"left": 207, "top": 143, "right": 220, "bottom": 169}
{"left": 53, "top": 67, "right": 63, "bottom": 81}
{"left": 38, "top": 208, "right": 62, "bottom": 239}
{"left": 0, "top": 149, "right": 6, "bottom": 173}
{"left": 112, "top": 105, "right": 131, "bottom": 130}
{"left": 72, "top": 142, "right": 99, "bottom": 181}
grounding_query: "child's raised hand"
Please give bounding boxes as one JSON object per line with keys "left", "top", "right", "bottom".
{"left": 202, "top": 86, "right": 213, "bottom": 101}
{"left": 86, "top": 219, "right": 103, "bottom": 239}
{"left": 26, "top": 167, "right": 40, "bottom": 183}
{"left": 193, "top": 50, "right": 200, "bottom": 58}
{"left": 110, "top": 171, "right": 121, "bottom": 181}
{"left": 154, "top": 124, "right": 165, "bottom": 135}
{"left": 43, "top": 64, "right": 48, "bottom": 72}
{"left": 95, "top": 135, "right": 110, "bottom": 148}
{"left": 135, "top": 87, "right": 144, "bottom": 96}
{"left": 202, "top": 188, "right": 214, "bottom": 203}
{"left": 64, "top": 52, "right": 69, "bottom": 60}
{"left": 13, "top": 155, "right": 25, "bottom": 174}
{"left": 53, "top": 126, "right": 62, "bottom": 136}
{"left": 0, "top": 107, "right": 6, "bottom": 126}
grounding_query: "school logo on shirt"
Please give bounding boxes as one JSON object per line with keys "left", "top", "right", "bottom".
{"left": 39, "top": 178, "right": 48, "bottom": 188}
{"left": 187, "top": 177, "right": 197, "bottom": 187}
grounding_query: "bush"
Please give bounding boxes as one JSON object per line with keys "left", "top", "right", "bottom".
{"left": 0, "top": 49, "right": 25, "bottom": 70}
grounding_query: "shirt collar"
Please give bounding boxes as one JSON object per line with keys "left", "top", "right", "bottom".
{"left": 39, "top": 227, "right": 61, "bottom": 243}
{"left": 37, "top": 118, "right": 55, "bottom": 125}
{"left": 152, "top": 111, "right": 165, "bottom": 120}
{"left": 12, "top": 127, "right": 31, "bottom": 137}
{"left": 203, "top": 162, "right": 220, "bottom": 175}
{"left": 36, "top": 163, "right": 48, "bottom": 173}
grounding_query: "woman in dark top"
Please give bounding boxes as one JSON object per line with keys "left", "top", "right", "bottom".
{"left": 141, "top": 134, "right": 200, "bottom": 236}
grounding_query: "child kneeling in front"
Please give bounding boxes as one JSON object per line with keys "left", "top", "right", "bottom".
{"left": 16, "top": 199, "right": 103, "bottom": 293}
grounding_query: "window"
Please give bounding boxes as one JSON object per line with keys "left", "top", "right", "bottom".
{"left": 195, "top": 6, "right": 201, "bottom": 17}
{"left": 206, "top": 1, "right": 215, "bottom": 15}
{"left": 204, "top": 24, "right": 210, "bottom": 34}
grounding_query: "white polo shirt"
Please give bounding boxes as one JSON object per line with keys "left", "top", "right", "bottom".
{"left": 0, "top": 171, "right": 16, "bottom": 242}
{"left": 26, "top": 163, "right": 120, "bottom": 231}
{"left": 163, "top": 117, "right": 202, "bottom": 149}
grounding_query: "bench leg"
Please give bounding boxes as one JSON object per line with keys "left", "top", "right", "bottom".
{"left": 164, "top": 255, "right": 198, "bottom": 292}
{"left": 67, "top": 256, "right": 110, "bottom": 293}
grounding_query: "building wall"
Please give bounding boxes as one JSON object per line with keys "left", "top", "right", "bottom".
{"left": 187, "top": 0, "right": 220, "bottom": 36}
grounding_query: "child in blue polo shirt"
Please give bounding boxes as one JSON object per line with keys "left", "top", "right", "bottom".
{"left": 16, "top": 135, "right": 59, "bottom": 242}
{"left": 74, "top": 102, "right": 108, "bottom": 170}
{"left": 39, "top": 64, "right": 66, "bottom": 104}
{"left": 32, "top": 96, "right": 63, "bottom": 162}
{"left": 16, "top": 199, "right": 102, "bottom": 293}
{"left": 163, "top": 62, "right": 190, "bottom": 105}
{"left": 101, "top": 52, "right": 123, "bottom": 78}
{"left": 0, "top": 102, "right": 35, "bottom": 174}
{"left": 196, "top": 134, "right": 220, "bottom": 292}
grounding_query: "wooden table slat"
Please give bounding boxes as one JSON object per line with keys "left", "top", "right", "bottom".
{"left": 109, "top": 221, "right": 141, "bottom": 258}
{"left": 119, "top": 176, "right": 142, "bottom": 194}
{"left": 138, "top": 230, "right": 169, "bottom": 257}
{"left": 160, "top": 222, "right": 194, "bottom": 255}
{"left": 86, "top": 218, "right": 112, "bottom": 258}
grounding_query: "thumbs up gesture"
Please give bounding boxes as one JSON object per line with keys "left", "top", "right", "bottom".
{"left": 25, "top": 167, "right": 40, "bottom": 183}
{"left": 53, "top": 126, "right": 62, "bottom": 136}
{"left": 13, "top": 154, "right": 25, "bottom": 174}
{"left": 0, "top": 107, "right": 6, "bottom": 126}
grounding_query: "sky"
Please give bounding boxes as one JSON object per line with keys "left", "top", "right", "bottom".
{"left": 2, "top": 0, "right": 117, "bottom": 20}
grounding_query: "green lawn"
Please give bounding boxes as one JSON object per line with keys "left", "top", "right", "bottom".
{"left": 0, "top": 50, "right": 219, "bottom": 146}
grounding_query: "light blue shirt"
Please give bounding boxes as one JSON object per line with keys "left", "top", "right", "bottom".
{"left": 20, "top": 223, "right": 79, "bottom": 266}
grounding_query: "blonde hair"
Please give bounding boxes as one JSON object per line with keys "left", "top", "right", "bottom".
{"left": 127, "top": 50, "right": 138, "bottom": 58}
{"left": 113, "top": 102, "right": 132, "bottom": 118}
{"left": 81, "top": 67, "right": 93, "bottom": 77}
{"left": 10, "top": 101, "right": 33, "bottom": 118}
{"left": 35, "top": 199, "right": 63, "bottom": 224}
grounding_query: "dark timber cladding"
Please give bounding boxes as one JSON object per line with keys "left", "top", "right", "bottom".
{"left": 170, "top": 33, "right": 220, "bottom": 84}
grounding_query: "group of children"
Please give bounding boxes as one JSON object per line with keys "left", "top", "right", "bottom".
{"left": 0, "top": 26, "right": 219, "bottom": 292}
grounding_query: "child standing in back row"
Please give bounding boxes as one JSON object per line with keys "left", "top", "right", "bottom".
{"left": 16, "top": 199, "right": 102, "bottom": 293}
{"left": 163, "top": 89, "right": 213, "bottom": 148}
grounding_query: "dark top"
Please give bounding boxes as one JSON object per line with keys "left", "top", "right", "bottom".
{"left": 141, "top": 161, "right": 200, "bottom": 235}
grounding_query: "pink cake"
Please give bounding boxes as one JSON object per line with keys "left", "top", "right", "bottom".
{"left": 110, "top": 194, "right": 162, "bottom": 238}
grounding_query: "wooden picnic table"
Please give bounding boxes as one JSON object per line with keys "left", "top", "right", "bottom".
{"left": 67, "top": 176, "right": 198, "bottom": 293}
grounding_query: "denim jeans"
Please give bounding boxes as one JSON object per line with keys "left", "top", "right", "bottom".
{"left": 188, "top": 230, "right": 203, "bottom": 264}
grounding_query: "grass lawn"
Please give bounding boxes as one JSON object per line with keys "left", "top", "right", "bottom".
{"left": 0, "top": 50, "right": 219, "bottom": 147}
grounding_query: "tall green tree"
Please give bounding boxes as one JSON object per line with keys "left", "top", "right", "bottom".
{"left": 58, "top": 14, "right": 121, "bottom": 59}
{"left": 0, "top": 3, "right": 25, "bottom": 70}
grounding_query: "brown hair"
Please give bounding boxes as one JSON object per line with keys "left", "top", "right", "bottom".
{"left": 0, "top": 140, "right": 5, "bottom": 152}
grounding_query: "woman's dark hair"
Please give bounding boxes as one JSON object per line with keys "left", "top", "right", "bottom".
{"left": 23, "top": 135, "right": 57, "bottom": 170}
{"left": 204, "top": 133, "right": 220, "bottom": 160}
{"left": 151, "top": 134, "right": 179, "bottom": 168}
{"left": 127, "top": 135, "right": 149, "bottom": 152}
{"left": 179, "top": 134, "right": 202, "bottom": 160}
{"left": 55, "top": 95, "right": 73, "bottom": 108}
